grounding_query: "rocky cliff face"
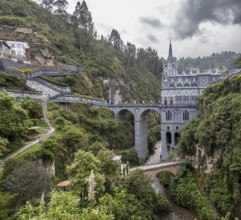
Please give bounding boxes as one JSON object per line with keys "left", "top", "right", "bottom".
{"left": 179, "top": 73, "right": 241, "bottom": 217}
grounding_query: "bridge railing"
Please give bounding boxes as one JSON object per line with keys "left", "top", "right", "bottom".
{"left": 0, "top": 88, "right": 43, "bottom": 100}
{"left": 0, "top": 66, "right": 26, "bottom": 79}
{"left": 50, "top": 94, "right": 108, "bottom": 105}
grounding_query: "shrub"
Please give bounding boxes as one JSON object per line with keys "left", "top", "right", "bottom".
{"left": 0, "top": 16, "right": 25, "bottom": 26}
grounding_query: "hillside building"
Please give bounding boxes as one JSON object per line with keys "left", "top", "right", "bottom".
{"left": 0, "top": 40, "right": 11, "bottom": 59}
{"left": 7, "top": 41, "right": 31, "bottom": 64}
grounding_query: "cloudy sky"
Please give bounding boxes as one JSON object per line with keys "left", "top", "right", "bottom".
{"left": 62, "top": 0, "right": 241, "bottom": 58}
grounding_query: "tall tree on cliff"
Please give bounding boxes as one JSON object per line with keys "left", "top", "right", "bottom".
{"left": 40, "top": 0, "right": 54, "bottom": 12}
{"left": 72, "top": 1, "right": 95, "bottom": 35}
{"left": 109, "top": 29, "right": 124, "bottom": 50}
{"left": 53, "top": 0, "right": 68, "bottom": 15}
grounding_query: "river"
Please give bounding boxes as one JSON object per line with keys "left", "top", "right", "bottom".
{"left": 146, "top": 141, "right": 199, "bottom": 220}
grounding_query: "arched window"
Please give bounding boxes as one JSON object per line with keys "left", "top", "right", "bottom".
{"left": 183, "top": 110, "right": 189, "bottom": 121}
{"left": 170, "top": 97, "right": 173, "bottom": 105}
{"left": 164, "top": 97, "right": 167, "bottom": 106}
{"left": 166, "top": 111, "right": 172, "bottom": 121}
{"left": 166, "top": 132, "right": 172, "bottom": 144}
{"left": 174, "top": 132, "right": 180, "bottom": 145}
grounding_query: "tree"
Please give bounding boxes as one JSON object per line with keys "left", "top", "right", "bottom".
{"left": 53, "top": 0, "right": 68, "bottom": 15}
{"left": 0, "top": 137, "right": 8, "bottom": 156}
{"left": 59, "top": 127, "right": 89, "bottom": 161}
{"left": 17, "top": 190, "right": 114, "bottom": 220}
{"left": 123, "top": 42, "right": 136, "bottom": 67}
{"left": 124, "top": 169, "right": 157, "bottom": 216}
{"left": 21, "top": 98, "right": 43, "bottom": 119}
{"left": 0, "top": 91, "right": 30, "bottom": 142}
{"left": 72, "top": 1, "right": 94, "bottom": 34}
{"left": 67, "top": 150, "right": 105, "bottom": 199}
{"left": 5, "top": 162, "right": 52, "bottom": 204}
{"left": 97, "top": 150, "right": 120, "bottom": 191}
{"left": 109, "top": 29, "right": 124, "bottom": 50}
{"left": 98, "top": 188, "right": 146, "bottom": 220}
{"left": 40, "top": 0, "right": 54, "bottom": 12}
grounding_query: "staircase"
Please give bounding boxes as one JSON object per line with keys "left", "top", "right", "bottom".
{"left": 27, "top": 78, "right": 71, "bottom": 98}
{"left": 27, "top": 79, "right": 59, "bottom": 98}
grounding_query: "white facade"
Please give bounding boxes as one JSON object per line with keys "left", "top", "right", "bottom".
{"left": 161, "top": 42, "right": 222, "bottom": 160}
{"left": 7, "top": 41, "right": 31, "bottom": 64}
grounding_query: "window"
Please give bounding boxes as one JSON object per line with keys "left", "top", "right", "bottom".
{"left": 170, "top": 97, "right": 173, "bottom": 105}
{"left": 166, "top": 111, "right": 172, "bottom": 120}
{"left": 166, "top": 132, "right": 172, "bottom": 144}
{"left": 177, "top": 83, "right": 182, "bottom": 87}
{"left": 183, "top": 110, "right": 189, "bottom": 121}
{"left": 17, "top": 44, "right": 22, "bottom": 49}
{"left": 176, "top": 96, "right": 182, "bottom": 102}
{"left": 164, "top": 97, "right": 167, "bottom": 106}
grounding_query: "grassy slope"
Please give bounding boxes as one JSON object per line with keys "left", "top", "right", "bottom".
{"left": 0, "top": 0, "right": 160, "bottom": 102}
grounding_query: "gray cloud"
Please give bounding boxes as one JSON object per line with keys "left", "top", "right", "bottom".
{"left": 173, "top": 0, "right": 241, "bottom": 39}
{"left": 140, "top": 17, "right": 162, "bottom": 28}
{"left": 147, "top": 34, "right": 159, "bottom": 43}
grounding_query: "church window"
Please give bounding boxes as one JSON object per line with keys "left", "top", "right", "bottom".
{"left": 164, "top": 97, "right": 167, "bottom": 106}
{"left": 176, "top": 96, "right": 182, "bottom": 102}
{"left": 177, "top": 82, "right": 182, "bottom": 87}
{"left": 166, "top": 132, "right": 172, "bottom": 144}
{"left": 170, "top": 97, "right": 173, "bottom": 105}
{"left": 183, "top": 110, "right": 189, "bottom": 121}
{"left": 166, "top": 111, "right": 172, "bottom": 121}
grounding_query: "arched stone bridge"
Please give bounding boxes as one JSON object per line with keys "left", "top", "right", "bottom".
{"left": 109, "top": 104, "right": 161, "bottom": 159}
{"left": 130, "top": 160, "right": 185, "bottom": 177}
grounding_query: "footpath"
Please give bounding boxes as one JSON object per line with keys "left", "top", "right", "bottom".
{"left": 0, "top": 100, "right": 55, "bottom": 167}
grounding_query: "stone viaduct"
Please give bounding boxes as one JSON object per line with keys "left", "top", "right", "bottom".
{"left": 109, "top": 104, "right": 161, "bottom": 159}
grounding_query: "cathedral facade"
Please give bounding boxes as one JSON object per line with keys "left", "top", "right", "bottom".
{"left": 161, "top": 43, "right": 222, "bottom": 160}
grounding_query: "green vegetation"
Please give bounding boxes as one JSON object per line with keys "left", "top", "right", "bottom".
{"left": 0, "top": 0, "right": 161, "bottom": 102}
{"left": 169, "top": 164, "right": 217, "bottom": 220}
{"left": 156, "top": 171, "right": 172, "bottom": 188}
{"left": 178, "top": 52, "right": 240, "bottom": 73}
{"left": 0, "top": 72, "right": 31, "bottom": 91}
{"left": 179, "top": 73, "right": 241, "bottom": 218}
{"left": 0, "top": 92, "right": 164, "bottom": 218}
{"left": 0, "top": 91, "right": 30, "bottom": 153}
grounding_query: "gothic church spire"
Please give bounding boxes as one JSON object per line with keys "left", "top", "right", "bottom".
{"left": 168, "top": 40, "right": 173, "bottom": 58}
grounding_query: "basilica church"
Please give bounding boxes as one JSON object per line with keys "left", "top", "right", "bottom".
{"left": 161, "top": 42, "right": 222, "bottom": 159}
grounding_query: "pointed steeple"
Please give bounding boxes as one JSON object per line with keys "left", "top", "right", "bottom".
{"left": 168, "top": 40, "right": 173, "bottom": 58}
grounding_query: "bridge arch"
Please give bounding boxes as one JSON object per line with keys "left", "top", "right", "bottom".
{"left": 139, "top": 108, "right": 161, "bottom": 120}
{"left": 115, "top": 109, "right": 135, "bottom": 121}
{"left": 109, "top": 105, "right": 161, "bottom": 160}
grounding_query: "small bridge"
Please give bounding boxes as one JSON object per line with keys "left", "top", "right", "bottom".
{"left": 130, "top": 160, "right": 185, "bottom": 177}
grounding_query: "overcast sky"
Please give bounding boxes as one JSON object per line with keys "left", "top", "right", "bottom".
{"left": 48, "top": 0, "right": 241, "bottom": 58}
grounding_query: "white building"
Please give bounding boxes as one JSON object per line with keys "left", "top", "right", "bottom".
{"left": 7, "top": 41, "right": 31, "bottom": 64}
